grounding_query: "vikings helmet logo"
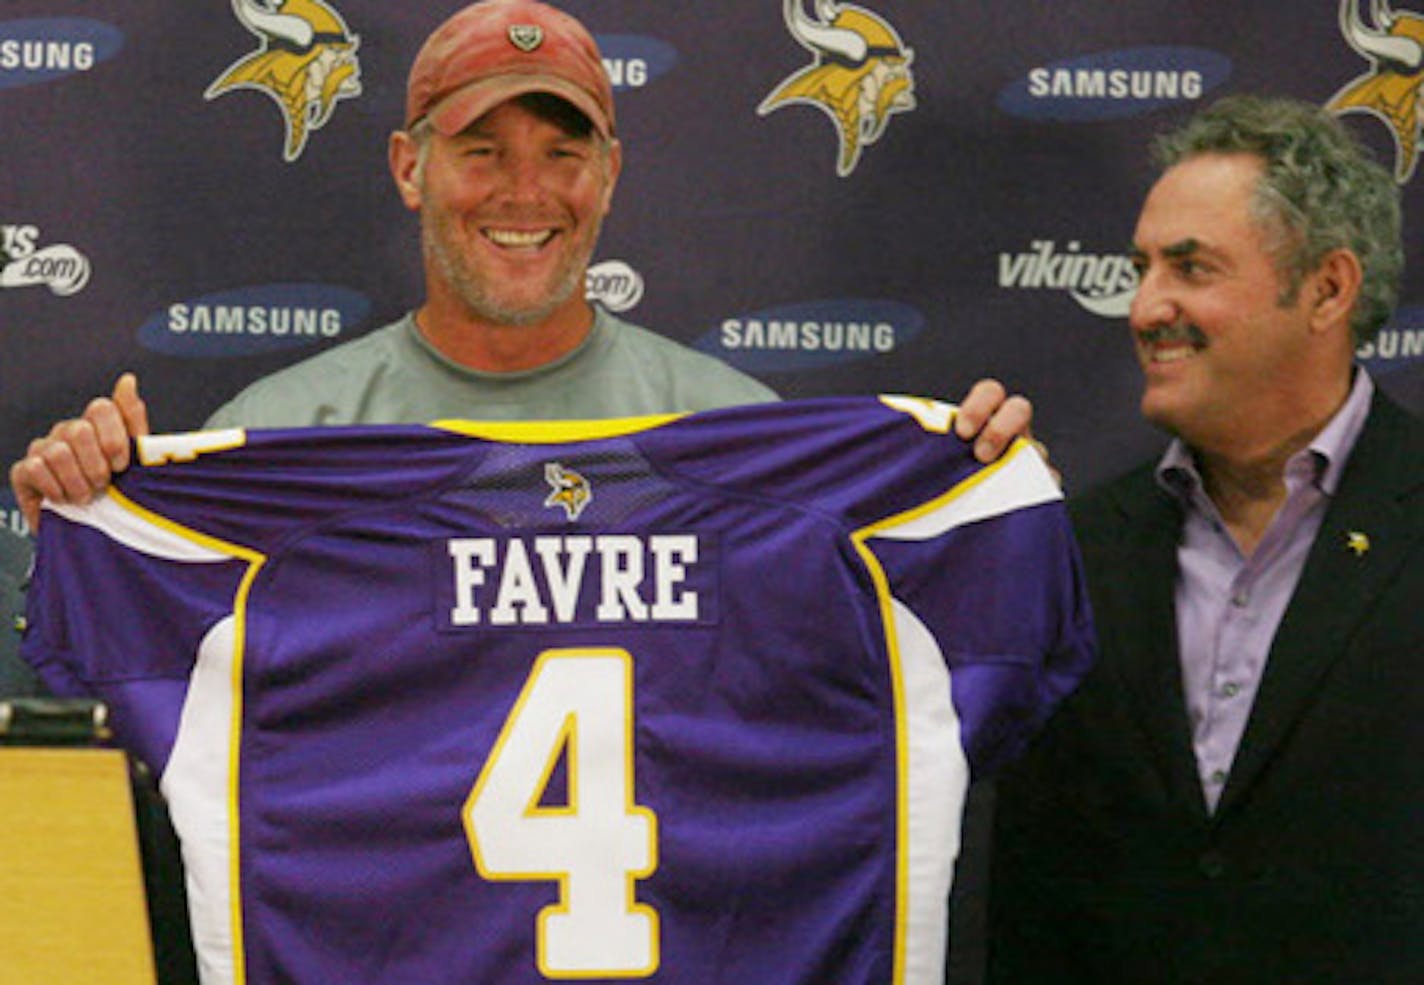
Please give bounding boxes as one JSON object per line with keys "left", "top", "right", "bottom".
{"left": 205, "top": 0, "right": 362, "bottom": 163}
{"left": 544, "top": 463, "right": 592, "bottom": 521}
{"left": 758, "top": 0, "right": 916, "bottom": 177}
{"left": 1328, "top": 0, "right": 1424, "bottom": 183}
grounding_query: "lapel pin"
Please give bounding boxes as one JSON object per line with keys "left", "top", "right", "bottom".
{"left": 1345, "top": 531, "right": 1371, "bottom": 557}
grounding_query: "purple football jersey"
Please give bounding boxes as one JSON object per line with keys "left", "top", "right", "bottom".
{"left": 23, "top": 396, "right": 1093, "bottom": 985}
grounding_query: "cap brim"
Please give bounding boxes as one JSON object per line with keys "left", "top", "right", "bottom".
{"left": 425, "top": 73, "right": 612, "bottom": 140}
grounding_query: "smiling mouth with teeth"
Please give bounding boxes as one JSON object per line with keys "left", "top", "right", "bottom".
{"left": 484, "top": 228, "right": 555, "bottom": 248}
{"left": 1139, "top": 324, "right": 1207, "bottom": 363}
{"left": 1147, "top": 345, "right": 1198, "bottom": 363}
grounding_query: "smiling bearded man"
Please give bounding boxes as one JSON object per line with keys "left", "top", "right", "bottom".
{"left": 11, "top": 0, "right": 1042, "bottom": 524}
{"left": 412, "top": 94, "right": 616, "bottom": 338}
{"left": 187, "top": 0, "right": 774, "bottom": 428}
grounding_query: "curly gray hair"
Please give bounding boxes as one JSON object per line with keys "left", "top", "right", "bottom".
{"left": 1153, "top": 94, "right": 1402, "bottom": 345}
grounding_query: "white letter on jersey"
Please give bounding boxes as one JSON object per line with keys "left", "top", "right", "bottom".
{"left": 137, "top": 429, "right": 245, "bottom": 465}
{"left": 490, "top": 539, "right": 552, "bottom": 625}
{"left": 879, "top": 395, "right": 956, "bottom": 433}
{"left": 464, "top": 649, "right": 659, "bottom": 977}
{"left": 649, "top": 535, "right": 698, "bottom": 620}
{"left": 535, "top": 536, "right": 593, "bottom": 622}
{"left": 449, "top": 538, "right": 496, "bottom": 625}
{"left": 595, "top": 536, "right": 649, "bottom": 622}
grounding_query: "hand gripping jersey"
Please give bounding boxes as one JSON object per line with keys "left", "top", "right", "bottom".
{"left": 23, "top": 396, "right": 1093, "bottom": 985}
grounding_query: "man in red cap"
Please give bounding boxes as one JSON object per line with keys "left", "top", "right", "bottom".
{"left": 4, "top": 7, "right": 1037, "bottom": 981}
{"left": 11, "top": 0, "right": 1031, "bottom": 526}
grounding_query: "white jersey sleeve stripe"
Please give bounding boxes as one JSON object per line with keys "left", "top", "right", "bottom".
{"left": 46, "top": 491, "right": 252, "bottom": 563}
{"left": 871, "top": 441, "right": 1061, "bottom": 543}
{"left": 889, "top": 597, "right": 966, "bottom": 984}
{"left": 159, "top": 616, "right": 241, "bottom": 985}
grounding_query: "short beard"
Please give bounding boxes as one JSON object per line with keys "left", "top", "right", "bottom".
{"left": 421, "top": 201, "right": 595, "bottom": 328}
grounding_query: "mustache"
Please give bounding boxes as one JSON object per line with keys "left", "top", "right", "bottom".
{"left": 1139, "top": 322, "right": 1207, "bottom": 347}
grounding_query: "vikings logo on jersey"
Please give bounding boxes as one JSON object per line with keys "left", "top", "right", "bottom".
{"left": 758, "top": 0, "right": 916, "bottom": 177}
{"left": 205, "top": 0, "right": 362, "bottom": 163}
{"left": 1329, "top": 0, "right": 1424, "bottom": 183}
{"left": 544, "top": 462, "right": 592, "bottom": 521}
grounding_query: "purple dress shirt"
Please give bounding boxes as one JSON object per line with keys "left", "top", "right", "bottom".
{"left": 1155, "top": 370, "right": 1375, "bottom": 812}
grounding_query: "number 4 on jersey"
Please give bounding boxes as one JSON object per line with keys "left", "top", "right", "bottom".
{"left": 463, "top": 649, "right": 660, "bottom": 978}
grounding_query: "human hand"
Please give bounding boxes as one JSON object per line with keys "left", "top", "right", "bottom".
{"left": 9, "top": 373, "right": 150, "bottom": 530}
{"left": 953, "top": 378, "right": 1057, "bottom": 480}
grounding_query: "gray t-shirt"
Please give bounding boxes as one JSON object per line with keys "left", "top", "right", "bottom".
{"left": 205, "top": 307, "right": 777, "bottom": 429}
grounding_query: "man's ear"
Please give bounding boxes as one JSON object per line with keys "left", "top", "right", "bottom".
{"left": 389, "top": 130, "right": 423, "bottom": 212}
{"left": 1307, "top": 247, "right": 1363, "bottom": 336}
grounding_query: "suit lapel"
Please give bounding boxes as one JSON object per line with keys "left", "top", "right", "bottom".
{"left": 1095, "top": 473, "right": 1210, "bottom": 820}
{"left": 1219, "top": 396, "right": 1424, "bottom": 816}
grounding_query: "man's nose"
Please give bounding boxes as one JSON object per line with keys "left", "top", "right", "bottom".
{"left": 496, "top": 153, "right": 546, "bottom": 203}
{"left": 1128, "top": 267, "right": 1173, "bottom": 332}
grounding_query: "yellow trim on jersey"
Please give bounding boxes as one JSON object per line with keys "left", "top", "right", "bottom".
{"left": 846, "top": 535, "right": 911, "bottom": 984}
{"left": 106, "top": 487, "right": 266, "bottom": 985}
{"left": 432, "top": 414, "right": 686, "bottom": 444}
{"left": 106, "top": 487, "right": 262, "bottom": 563}
{"left": 225, "top": 560, "right": 265, "bottom": 985}
{"left": 849, "top": 439, "right": 1030, "bottom": 984}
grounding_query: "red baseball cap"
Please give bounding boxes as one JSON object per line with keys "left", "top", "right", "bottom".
{"left": 405, "top": 0, "right": 615, "bottom": 139}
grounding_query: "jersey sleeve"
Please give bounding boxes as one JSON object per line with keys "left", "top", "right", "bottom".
{"left": 862, "top": 437, "right": 1095, "bottom": 778}
{"left": 644, "top": 394, "right": 1096, "bottom": 776}
{"left": 21, "top": 492, "right": 257, "bottom": 773}
{"left": 20, "top": 423, "right": 476, "bottom": 772}
{"left": 635, "top": 395, "right": 984, "bottom": 524}
{"left": 116, "top": 425, "right": 472, "bottom": 547}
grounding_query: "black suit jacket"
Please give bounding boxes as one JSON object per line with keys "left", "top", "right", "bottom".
{"left": 987, "top": 392, "right": 1424, "bottom": 984}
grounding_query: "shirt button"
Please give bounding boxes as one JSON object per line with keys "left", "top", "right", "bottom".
{"left": 1221, "top": 682, "right": 1241, "bottom": 698}
{"left": 1209, "top": 769, "right": 1228, "bottom": 785}
{"left": 1231, "top": 591, "right": 1249, "bottom": 607}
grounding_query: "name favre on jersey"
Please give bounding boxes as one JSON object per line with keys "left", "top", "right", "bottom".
{"left": 444, "top": 533, "right": 710, "bottom": 628}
